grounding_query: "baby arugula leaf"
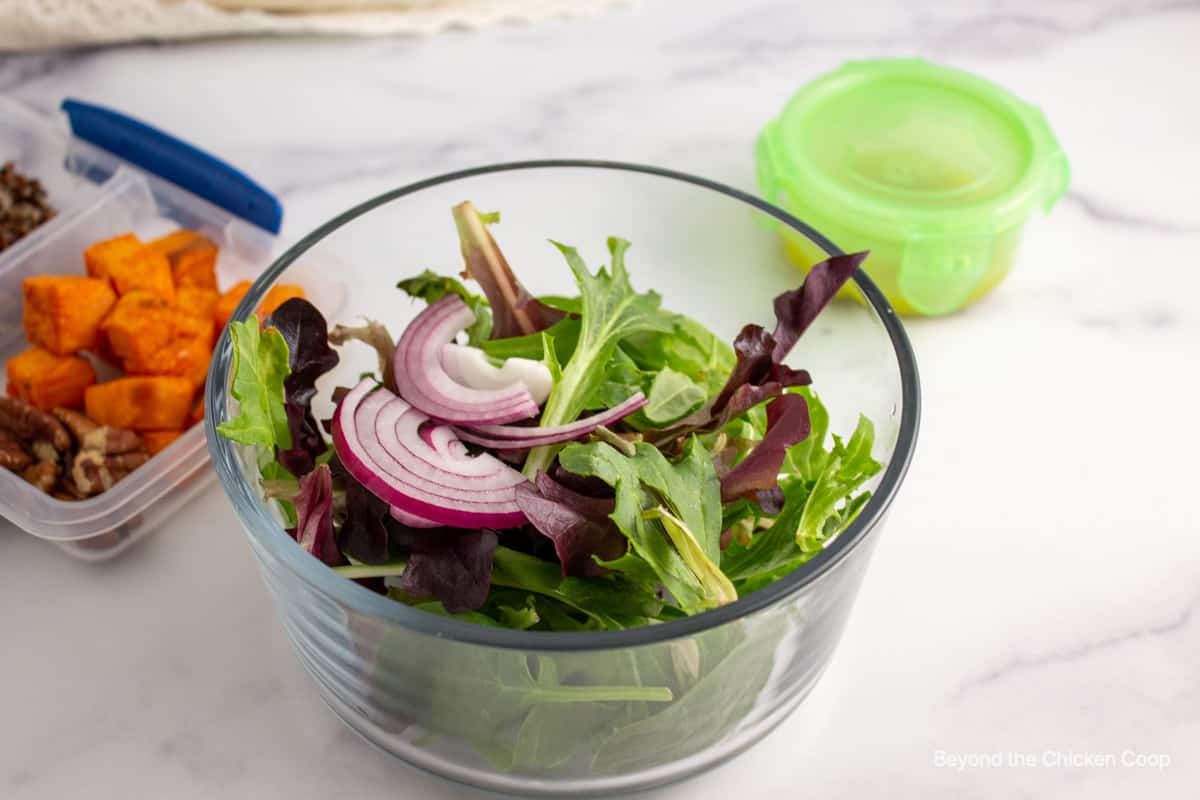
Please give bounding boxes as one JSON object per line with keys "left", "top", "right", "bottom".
{"left": 559, "top": 437, "right": 736, "bottom": 613}
{"left": 491, "top": 547, "right": 662, "bottom": 629}
{"left": 796, "top": 414, "right": 880, "bottom": 552}
{"left": 721, "top": 391, "right": 881, "bottom": 591}
{"left": 524, "top": 238, "right": 672, "bottom": 476}
{"left": 216, "top": 315, "right": 291, "bottom": 450}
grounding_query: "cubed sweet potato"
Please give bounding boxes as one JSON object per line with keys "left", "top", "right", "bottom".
{"left": 6, "top": 347, "right": 97, "bottom": 410}
{"left": 258, "top": 284, "right": 306, "bottom": 320}
{"left": 84, "top": 377, "right": 193, "bottom": 431}
{"left": 174, "top": 241, "right": 218, "bottom": 290}
{"left": 23, "top": 276, "right": 117, "bottom": 355}
{"left": 149, "top": 230, "right": 220, "bottom": 290}
{"left": 146, "top": 230, "right": 197, "bottom": 256}
{"left": 141, "top": 429, "right": 183, "bottom": 456}
{"left": 176, "top": 287, "right": 219, "bottom": 324}
{"left": 84, "top": 233, "right": 142, "bottom": 281}
{"left": 105, "top": 246, "right": 175, "bottom": 301}
{"left": 126, "top": 338, "right": 212, "bottom": 389}
{"left": 172, "top": 308, "right": 215, "bottom": 350}
{"left": 213, "top": 280, "right": 252, "bottom": 332}
{"left": 100, "top": 291, "right": 175, "bottom": 366}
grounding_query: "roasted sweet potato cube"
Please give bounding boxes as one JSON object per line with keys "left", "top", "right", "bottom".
{"left": 23, "top": 276, "right": 117, "bottom": 355}
{"left": 147, "top": 230, "right": 198, "bottom": 254}
{"left": 141, "top": 429, "right": 183, "bottom": 456}
{"left": 106, "top": 246, "right": 175, "bottom": 301}
{"left": 84, "top": 233, "right": 141, "bottom": 281}
{"left": 6, "top": 347, "right": 97, "bottom": 410}
{"left": 213, "top": 280, "right": 252, "bottom": 332}
{"left": 126, "top": 338, "right": 212, "bottom": 389}
{"left": 172, "top": 308, "right": 215, "bottom": 350}
{"left": 173, "top": 240, "right": 218, "bottom": 290}
{"left": 176, "top": 287, "right": 219, "bottom": 323}
{"left": 84, "top": 377, "right": 193, "bottom": 431}
{"left": 100, "top": 291, "right": 175, "bottom": 366}
{"left": 149, "top": 230, "right": 219, "bottom": 289}
{"left": 258, "top": 284, "right": 306, "bottom": 320}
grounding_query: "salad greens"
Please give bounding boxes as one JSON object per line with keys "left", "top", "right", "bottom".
{"left": 522, "top": 238, "right": 671, "bottom": 477}
{"left": 218, "top": 205, "right": 880, "bottom": 633}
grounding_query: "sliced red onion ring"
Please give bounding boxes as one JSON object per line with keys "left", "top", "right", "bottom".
{"left": 333, "top": 378, "right": 528, "bottom": 529}
{"left": 389, "top": 505, "right": 442, "bottom": 528}
{"left": 457, "top": 392, "right": 648, "bottom": 449}
{"left": 394, "top": 296, "right": 539, "bottom": 425}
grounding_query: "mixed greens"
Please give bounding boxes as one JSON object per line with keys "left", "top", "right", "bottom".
{"left": 218, "top": 202, "right": 880, "bottom": 631}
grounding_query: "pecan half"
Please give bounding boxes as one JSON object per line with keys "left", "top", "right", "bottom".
{"left": 21, "top": 460, "right": 58, "bottom": 492}
{"left": 0, "top": 396, "right": 69, "bottom": 451}
{"left": 72, "top": 450, "right": 150, "bottom": 496}
{"left": 0, "top": 431, "right": 31, "bottom": 471}
{"left": 52, "top": 408, "right": 141, "bottom": 454}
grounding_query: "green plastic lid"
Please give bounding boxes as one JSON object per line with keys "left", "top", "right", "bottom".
{"left": 757, "top": 59, "right": 1069, "bottom": 315}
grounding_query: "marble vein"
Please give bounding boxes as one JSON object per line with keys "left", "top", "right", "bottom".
{"left": 954, "top": 592, "right": 1199, "bottom": 701}
{"left": 1063, "top": 190, "right": 1200, "bottom": 236}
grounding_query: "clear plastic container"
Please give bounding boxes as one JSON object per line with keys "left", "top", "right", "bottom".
{"left": 0, "top": 97, "right": 341, "bottom": 559}
{"left": 207, "top": 162, "right": 921, "bottom": 795}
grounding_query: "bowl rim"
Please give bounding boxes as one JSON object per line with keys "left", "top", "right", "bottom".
{"left": 205, "top": 159, "right": 921, "bottom": 651}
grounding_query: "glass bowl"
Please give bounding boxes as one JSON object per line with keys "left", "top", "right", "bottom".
{"left": 205, "top": 161, "right": 920, "bottom": 796}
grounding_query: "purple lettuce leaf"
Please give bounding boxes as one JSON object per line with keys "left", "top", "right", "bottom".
{"left": 291, "top": 464, "right": 343, "bottom": 567}
{"left": 337, "top": 472, "right": 392, "bottom": 565}
{"left": 719, "top": 393, "right": 812, "bottom": 505}
{"left": 649, "top": 252, "right": 863, "bottom": 444}
{"left": 398, "top": 529, "right": 499, "bottom": 613}
{"left": 264, "top": 298, "right": 340, "bottom": 477}
{"left": 514, "top": 472, "right": 626, "bottom": 578}
{"left": 452, "top": 201, "right": 565, "bottom": 339}
{"left": 770, "top": 252, "right": 868, "bottom": 361}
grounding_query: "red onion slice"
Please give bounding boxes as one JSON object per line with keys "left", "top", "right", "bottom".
{"left": 389, "top": 505, "right": 442, "bottom": 528}
{"left": 458, "top": 392, "right": 648, "bottom": 449}
{"left": 333, "top": 379, "right": 527, "bottom": 529}
{"left": 394, "top": 296, "right": 539, "bottom": 424}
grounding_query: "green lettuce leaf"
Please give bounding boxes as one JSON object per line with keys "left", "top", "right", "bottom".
{"left": 642, "top": 366, "right": 706, "bottom": 424}
{"left": 216, "top": 316, "right": 291, "bottom": 449}
{"left": 559, "top": 437, "right": 736, "bottom": 613}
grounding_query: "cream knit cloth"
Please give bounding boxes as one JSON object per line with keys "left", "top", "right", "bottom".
{"left": 0, "top": 0, "right": 630, "bottom": 51}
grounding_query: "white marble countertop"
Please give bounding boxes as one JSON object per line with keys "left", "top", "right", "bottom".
{"left": 2, "top": 1, "right": 1198, "bottom": 797}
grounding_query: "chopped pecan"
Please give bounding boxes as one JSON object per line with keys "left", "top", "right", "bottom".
{"left": 0, "top": 431, "right": 31, "bottom": 471}
{"left": 31, "top": 439, "right": 59, "bottom": 463}
{"left": 51, "top": 407, "right": 97, "bottom": 439}
{"left": 72, "top": 450, "right": 149, "bottom": 496}
{"left": 52, "top": 407, "right": 142, "bottom": 454}
{"left": 82, "top": 426, "right": 141, "bottom": 455}
{"left": 21, "top": 460, "right": 58, "bottom": 492}
{"left": 0, "top": 396, "right": 70, "bottom": 451}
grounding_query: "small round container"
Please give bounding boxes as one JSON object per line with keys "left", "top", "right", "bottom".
{"left": 207, "top": 162, "right": 920, "bottom": 796}
{"left": 757, "top": 59, "right": 1070, "bottom": 316}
